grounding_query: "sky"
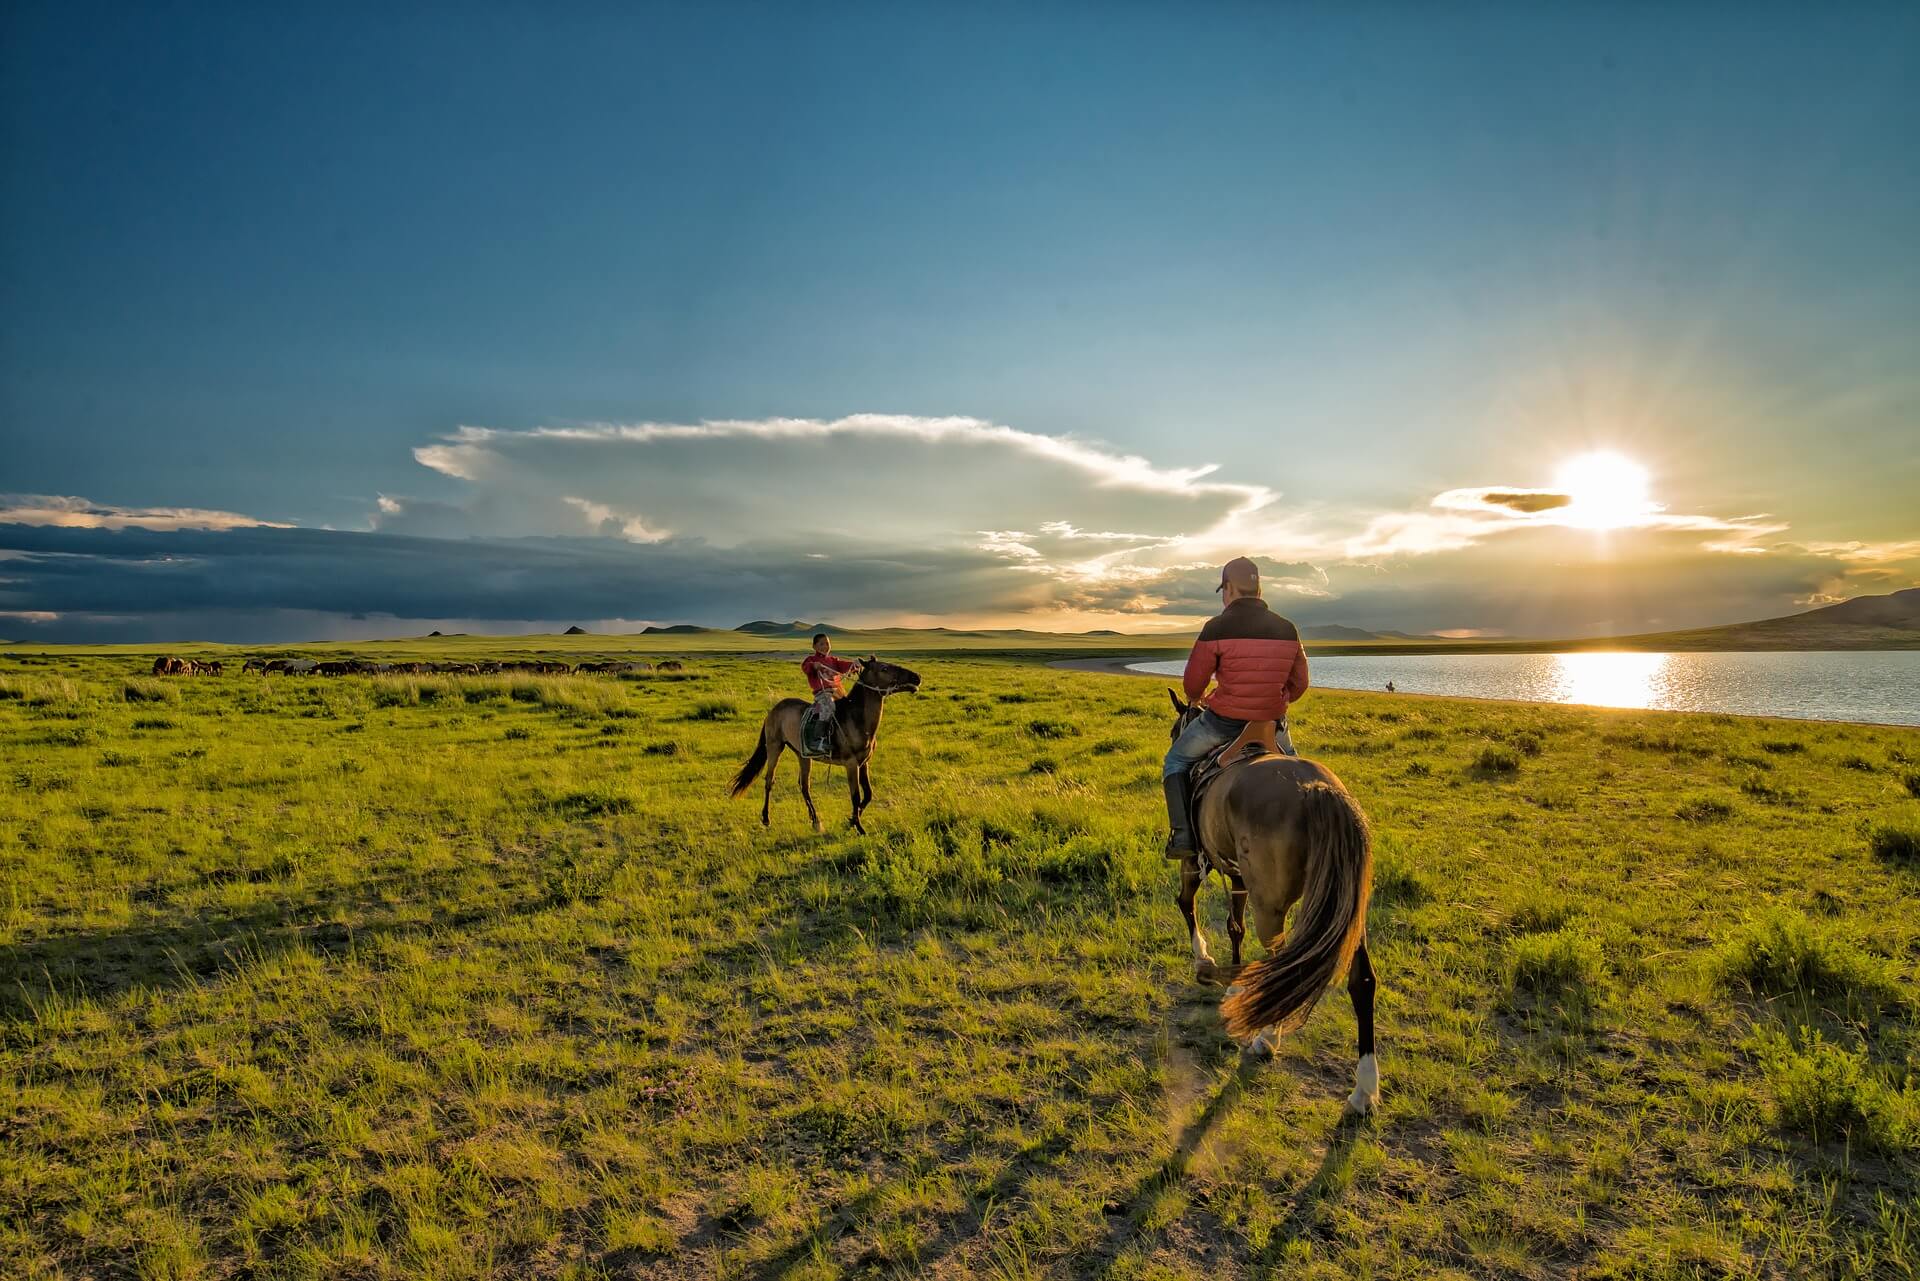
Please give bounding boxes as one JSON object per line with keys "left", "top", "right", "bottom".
{"left": 3, "top": 2, "right": 1917, "bottom": 643}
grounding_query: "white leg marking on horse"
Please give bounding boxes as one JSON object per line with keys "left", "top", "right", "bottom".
{"left": 1245, "top": 1031, "right": 1275, "bottom": 1060}
{"left": 1224, "top": 983, "right": 1245, "bottom": 998}
{"left": 1189, "top": 928, "right": 1215, "bottom": 967}
{"left": 1346, "top": 1053, "right": 1379, "bottom": 1114}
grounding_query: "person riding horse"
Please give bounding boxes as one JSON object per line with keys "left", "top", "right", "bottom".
{"left": 1163, "top": 556, "right": 1310, "bottom": 862}
{"left": 801, "top": 632, "right": 860, "bottom": 754}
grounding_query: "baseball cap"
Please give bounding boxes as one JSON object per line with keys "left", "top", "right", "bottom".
{"left": 1215, "top": 557, "right": 1259, "bottom": 593}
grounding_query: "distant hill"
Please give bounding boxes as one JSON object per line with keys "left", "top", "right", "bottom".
{"left": 563, "top": 625, "right": 588, "bottom": 635}
{"left": 1602, "top": 587, "right": 1920, "bottom": 651}
{"left": 735, "top": 620, "right": 839, "bottom": 637}
{"left": 640, "top": 624, "right": 710, "bottom": 635}
{"left": 1300, "top": 624, "right": 1441, "bottom": 641}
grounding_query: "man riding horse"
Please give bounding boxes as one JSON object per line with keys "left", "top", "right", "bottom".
{"left": 1163, "top": 556, "right": 1309, "bottom": 862}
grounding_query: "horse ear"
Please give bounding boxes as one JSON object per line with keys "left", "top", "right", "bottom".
{"left": 1168, "top": 688, "right": 1188, "bottom": 715}
{"left": 865, "top": 654, "right": 877, "bottom": 665}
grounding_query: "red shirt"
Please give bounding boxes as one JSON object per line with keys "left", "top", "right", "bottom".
{"left": 1182, "top": 598, "right": 1310, "bottom": 721}
{"left": 802, "top": 652, "right": 856, "bottom": 694}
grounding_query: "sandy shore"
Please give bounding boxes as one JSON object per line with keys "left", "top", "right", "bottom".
{"left": 1047, "top": 655, "right": 1176, "bottom": 676}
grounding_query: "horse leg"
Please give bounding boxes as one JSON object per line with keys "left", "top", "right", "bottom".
{"left": 1345, "top": 936, "right": 1379, "bottom": 1115}
{"left": 1178, "top": 860, "right": 1214, "bottom": 974}
{"left": 858, "top": 764, "right": 873, "bottom": 816}
{"left": 761, "top": 735, "right": 785, "bottom": 827}
{"left": 797, "top": 757, "right": 822, "bottom": 834}
{"left": 1227, "top": 877, "right": 1249, "bottom": 967}
{"left": 845, "top": 765, "right": 866, "bottom": 835}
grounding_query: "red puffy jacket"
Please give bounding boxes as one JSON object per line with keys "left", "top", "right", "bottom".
{"left": 1182, "top": 597, "right": 1310, "bottom": 722}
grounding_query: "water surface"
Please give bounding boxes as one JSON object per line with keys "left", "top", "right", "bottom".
{"left": 1125, "top": 651, "right": 1920, "bottom": 726}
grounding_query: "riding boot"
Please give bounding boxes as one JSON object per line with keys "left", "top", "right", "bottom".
{"left": 1163, "top": 772, "right": 1196, "bottom": 860}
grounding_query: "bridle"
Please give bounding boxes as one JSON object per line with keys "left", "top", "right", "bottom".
{"left": 858, "top": 664, "right": 920, "bottom": 696}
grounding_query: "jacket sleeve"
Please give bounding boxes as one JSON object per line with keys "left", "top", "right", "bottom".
{"left": 1182, "top": 639, "right": 1220, "bottom": 703}
{"left": 1285, "top": 644, "right": 1310, "bottom": 703}
{"left": 827, "top": 655, "right": 857, "bottom": 674}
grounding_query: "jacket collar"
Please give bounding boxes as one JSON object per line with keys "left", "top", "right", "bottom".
{"left": 1223, "top": 596, "right": 1270, "bottom": 614}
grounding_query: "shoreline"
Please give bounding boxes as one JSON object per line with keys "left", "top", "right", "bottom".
{"left": 1046, "top": 656, "right": 1919, "bottom": 729}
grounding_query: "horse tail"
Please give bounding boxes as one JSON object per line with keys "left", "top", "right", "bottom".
{"left": 727, "top": 727, "right": 770, "bottom": 798}
{"left": 1221, "top": 779, "right": 1372, "bottom": 1041}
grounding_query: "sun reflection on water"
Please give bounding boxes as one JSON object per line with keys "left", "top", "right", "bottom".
{"left": 1550, "top": 651, "right": 1669, "bottom": 709}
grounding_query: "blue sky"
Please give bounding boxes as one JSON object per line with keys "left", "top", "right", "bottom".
{"left": 3, "top": 3, "right": 1917, "bottom": 641}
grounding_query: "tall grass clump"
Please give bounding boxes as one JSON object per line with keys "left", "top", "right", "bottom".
{"left": 1474, "top": 746, "right": 1521, "bottom": 776}
{"left": 1870, "top": 822, "right": 1920, "bottom": 865}
{"left": 1509, "top": 927, "right": 1607, "bottom": 1007}
{"left": 1756, "top": 1030, "right": 1917, "bottom": 1152}
{"left": 1904, "top": 771, "right": 1920, "bottom": 798}
{"left": 689, "top": 698, "right": 738, "bottom": 721}
{"left": 121, "top": 678, "right": 180, "bottom": 704}
{"left": 1714, "top": 907, "right": 1906, "bottom": 1018}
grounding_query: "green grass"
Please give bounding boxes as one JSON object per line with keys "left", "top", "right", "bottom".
{"left": 1, "top": 651, "right": 1917, "bottom": 1278}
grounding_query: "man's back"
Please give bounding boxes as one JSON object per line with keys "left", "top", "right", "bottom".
{"left": 1184, "top": 597, "right": 1309, "bottom": 722}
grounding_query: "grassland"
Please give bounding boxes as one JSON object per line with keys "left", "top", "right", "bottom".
{"left": 2, "top": 651, "right": 1917, "bottom": 1279}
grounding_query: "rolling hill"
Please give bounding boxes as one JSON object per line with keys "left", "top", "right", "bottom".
{"left": 1605, "top": 586, "right": 1920, "bottom": 651}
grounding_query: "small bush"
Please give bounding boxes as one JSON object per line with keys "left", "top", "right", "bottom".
{"left": 643, "top": 740, "right": 684, "bottom": 757}
{"left": 1903, "top": 771, "right": 1920, "bottom": 799}
{"left": 1870, "top": 823, "right": 1920, "bottom": 865}
{"left": 689, "top": 699, "right": 738, "bottom": 721}
{"left": 1838, "top": 754, "right": 1875, "bottom": 772}
{"left": 545, "top": 789, "right": 634, "bottom": 818}
{"left": 1474, "top": 747, "right": 1520, "bottom": 776}
{"left": 1761, "top": 739, "right": 1806, "bottom": 755}
{"left": 1738, "top": 772, "right": 1801, "bottom": 805}
{"left": 1715, "top": 907, "right": 1905, "bottom": 1016}
{"left": 1758, "top": 1031, "right": 1915, "bottom": 1152}
{"left": 1088, "top": 737, "right": 1132, "bottom": 756}
{"left": 121, "top": 679, "right": 179, "bottom": 704}
{"left": 1675, "top": 796, "right": 1734, "bottom": 822}
{"left": 1403, "top": 761, "right": 1431, "bottom": 778}
{"left": 1027, "top": 757, "right": 1059, "bottom": 775}
{"left": 994, "top": 692, "right": 1035, "bottom": 704}
{"left": 1026, "top": 718, "right": 1075, "bottom": 740}
{"left": 1509, "top": 927, "right": 1606, "bottom": 1004}
{"left": 1510, "top": 730, "right": 1545, "bottom": 757}
{"left": 131, "top": 716, "right": 176, "bottom": 730}
{"left": 504, "top": 726, "right": 532, "bottom": 741}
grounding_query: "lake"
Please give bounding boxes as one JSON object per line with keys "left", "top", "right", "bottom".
{"left": 1126, "top": 650, "right": 1920, "bottom": 726}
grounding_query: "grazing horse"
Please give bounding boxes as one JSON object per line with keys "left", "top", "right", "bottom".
{"left": 152, "top": 656, "right": 188, "bottom": 676}
{"left": 1167, "top": 691, "right": 1379, "bottom": 1114}
{"left": 728, "top": 657, "right": 921, "bottom": 834}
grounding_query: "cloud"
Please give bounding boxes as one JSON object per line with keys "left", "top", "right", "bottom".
{"left": 0, "top": 494, "right": 289, "bottom": 532}
{"left": 3, "top": 410, "right": 1915, "bottom": 642}
{"left": 1450, "top": 488, "right": 1574, "bottom": 515}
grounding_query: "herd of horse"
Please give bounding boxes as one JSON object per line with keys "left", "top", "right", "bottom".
{"left": 150, "top": 656, "right": 684, "bottom": 677}
{"left": 728, "top": 657, "right": 1381, "bottom": 1113}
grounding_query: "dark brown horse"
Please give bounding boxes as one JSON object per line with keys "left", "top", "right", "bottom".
{"left": 728, "top": 657, "right": 921, "bottom": 834}
{"left": 1168, "top": 692, "right": 1379, "bottom": 1114}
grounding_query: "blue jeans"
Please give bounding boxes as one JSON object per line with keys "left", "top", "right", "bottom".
{"left": 1162, "top": 708, "right": 1297, "bottom": 778}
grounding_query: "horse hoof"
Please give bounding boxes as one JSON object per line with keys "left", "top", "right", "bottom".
{"left": 1224, "top": 983, "right": 1245, "bottom": 998}
{"left": 1243, "top": 1035, "right": 1275, "bottom": 1062}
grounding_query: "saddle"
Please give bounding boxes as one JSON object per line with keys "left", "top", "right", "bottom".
{"left": 1188, "top": 720, "right": 1284, "bottom": 879}
{"left": 801, "top": 704, "right": 838, "bottom": 759}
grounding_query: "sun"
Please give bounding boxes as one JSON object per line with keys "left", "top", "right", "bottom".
{"left": 1553, "top": 451, "right": 1653, "bottom": 531}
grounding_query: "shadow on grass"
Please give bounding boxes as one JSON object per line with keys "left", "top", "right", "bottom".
{"left": 1092, "top": 1052, "right": 1263, "bottom": 1266}
{"left": 1260, "top": 1111, "right": 1369, "bottom": 1258}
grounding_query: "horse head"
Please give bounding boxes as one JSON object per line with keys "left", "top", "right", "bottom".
{"left": 858, "top": 655, "right": 922, "bottom": 695}
{"left": 1168, "top": 687, "right": 1201, "bottom": 741}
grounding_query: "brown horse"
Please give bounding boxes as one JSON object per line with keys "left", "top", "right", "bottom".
{"left": 728, "top": 657, "right": 921, "bottom": 834}
{"left": 1168, "top": 691, "right": 1379, "bottom": 1114}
